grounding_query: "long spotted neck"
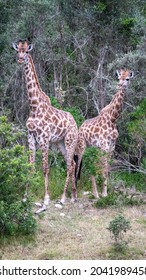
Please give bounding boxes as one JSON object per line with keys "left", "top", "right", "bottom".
{"left": 24, "top": 54, "right": 44, "bottom": 109}
{"left": 109, "top": 86, "right": 125, "bottom": 122}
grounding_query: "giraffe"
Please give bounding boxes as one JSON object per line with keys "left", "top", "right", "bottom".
{"left": 12, "top": 39, "right": 78, "bottom": 213}
{"left": 75, "top": 69, "right": 134, "bottom": 198}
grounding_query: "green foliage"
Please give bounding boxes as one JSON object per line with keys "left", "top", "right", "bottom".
{"left": 120, "top": 18, "right": 136, "bottom": 34}
{"left": 80, "top": 147, "right": 107, "bottom": 192}
{"left": 0, "top": 116, "right": 23, "bottom": 148}
{"left": 112, "top": 172, "right": 146, "bottom": 192}
{"left": 49, "top": 167, "right": 67, "bottom": 200}
{"left": 82, "top": 147, "right": 103, "bottom": 176}
{"left": 93, "top": 2, "right": 107, "bottom": 13}
{"left": 107, "top": 214, "right": 131, "bottom": 246}
{"left": 128, "top": 98, "right": 146, "bottom": 141}
{"left": 94, "top": 193, "right": 118, "bottom": 208}
{"left": 50, "top": 96, "right": 62, "bottom": 109}
{"left": 0, "top": 116, "right": 36, "bottom": 236}
{"left": 0, "top": 200, "right": 36, "bottom": 236}
{"left": 0, "top": 146, "right": 30, "bottom": 202}
{"left": 94, "top": 183, "right": 144, "bottom": 209}
{"left": 64, "top": 106, "right": 84, "bottom": 127}
{"left": 124, "top": 99, "right": 146, "bottom": 176}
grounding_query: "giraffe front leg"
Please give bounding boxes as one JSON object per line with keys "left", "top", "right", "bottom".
{"left": 23, "top": 132, "right": 36, "bottom": 202}
{"left": 60, "top": 147, "right": 75, "bottom": 204}
{"left": 35, "top": 144, "right": 50, "bottom": 214}
{"left": 28, "top": 131, "right": 36, "bottom": 170}
{"left": 42, "top": 145, "right": 50, "bottom": 206}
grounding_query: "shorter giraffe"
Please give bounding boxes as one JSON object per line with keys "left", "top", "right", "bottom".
{"left": 75, "top": 69, "right": 134, "bottom": 198}
{"left": 12, "top": 40, "right": 78, "bottom": 213}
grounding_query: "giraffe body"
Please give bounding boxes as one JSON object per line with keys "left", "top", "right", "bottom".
{"left": 76, "top": 69, "right": 134, "bottom": 198}
{"left": 13, "top": 40, "right": 78, "bottom": 212}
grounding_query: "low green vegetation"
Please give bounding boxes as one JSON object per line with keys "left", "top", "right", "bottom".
{"left": 107, "top": 214, "right": 131, "bottom": 244}
{"left": 0, "top": 116, "right": 36, "bottom": 236}
{"left": 107, "top": 214, "right": 131, "bottom": 256}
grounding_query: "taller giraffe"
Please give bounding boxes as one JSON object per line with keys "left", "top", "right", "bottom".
{"left": 12, "top": 40, "right": 78, "bottom": 213}
{"left": 75, "top": 69, "right": 134, "bottom": 198}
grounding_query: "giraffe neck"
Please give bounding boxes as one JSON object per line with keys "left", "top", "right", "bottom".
{"left": 108, "top": 87, "right": 125, "bottom": 122}
{"left": 24, "top": 54, "right": 50, "bottom": 109}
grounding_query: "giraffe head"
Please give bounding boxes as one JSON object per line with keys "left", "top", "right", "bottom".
{"left": 12, "top": 40, "right": 33, "bottom": 64}
{"left": 115, "top": 69, "right": 134, "bottom": 89}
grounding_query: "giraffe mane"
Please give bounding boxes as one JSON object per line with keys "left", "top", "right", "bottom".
{"left": 28, "top": 54, "right": 51, "bottom": 104}
{"left": 28, "top": 54, "right": 42, "bottom": 91}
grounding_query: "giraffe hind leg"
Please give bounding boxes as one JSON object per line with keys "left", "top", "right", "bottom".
{"left": 55, "top": 142, "right": 77, "bottom": 206}
{"left": 71, "top": 159, "right": 77, "bottom": 203}
{"left": 90, "top": 175, "right": 100, "bottom": 199}
{"left": 60, "top": 129, "right": 78, "bottom": 204}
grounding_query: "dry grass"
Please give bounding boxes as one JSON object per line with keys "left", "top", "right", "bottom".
{"left": 0, "top": 198, "right": 146, "bottom": 260}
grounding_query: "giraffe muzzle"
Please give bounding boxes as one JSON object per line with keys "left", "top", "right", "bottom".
{"left": 18, "top": 58, "right": 24, "bottom": 64}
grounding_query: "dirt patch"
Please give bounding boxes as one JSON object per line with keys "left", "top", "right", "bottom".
{"left": 1, "top": 198, "right": 146, "bottom": 260}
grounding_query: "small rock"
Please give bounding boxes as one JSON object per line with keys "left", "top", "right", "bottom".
{"left": 55, "top": 203, "right": 63, "bottom": 209}
{"left": 83, "top": 191, "right": 90, "bottom": 195}
{"left": 60, "top": 213, "right": 65, "bottom": 217}
{"left": 35, "top": 202, "right": 42, "bottom": 207}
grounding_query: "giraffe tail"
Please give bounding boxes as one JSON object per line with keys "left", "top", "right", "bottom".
{"left": 74, "top": 155, "right": 82, "bottom": 184}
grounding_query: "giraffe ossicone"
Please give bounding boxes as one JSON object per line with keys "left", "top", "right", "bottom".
{"left": 12, "top": 39, "right": 78, "bottom": 213}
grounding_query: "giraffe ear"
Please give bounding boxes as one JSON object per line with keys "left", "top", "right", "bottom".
{"left": 115, "top": 70, "right": 120, "bottom": 79}
{"left": 27, "top": 44, "right": 33, "bottom": 52}
{"left": 130, "top": 71, "right": 134, "bottom": 78}
{"left": 12, "top": 42, "right": 18, "bottom": 51}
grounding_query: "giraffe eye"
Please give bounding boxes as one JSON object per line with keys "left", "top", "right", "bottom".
{"left": 126, "top": 78, "right": 129, "bottom": 81}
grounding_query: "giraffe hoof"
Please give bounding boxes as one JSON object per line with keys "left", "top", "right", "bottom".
{"left": 55, "top": 203, "right": 63, "bottom": 209}
{"left": 35, "top": 205, "right": 47, "bottom": 214}
{"left": 71, "top": 198, "right": 77, "bottom": 203}
{"left": 43, "top": 195, "right": 50, "bottom": 206}
{"left": 102, "top": 193, "right": 107, "bottom": 197}
{"left": 22, "top": 197, "right": 27, "bottom": 203}
{"left": 55, "top": 200, "right": 63, "bottom": 209}
{"left": 34, "top": 202, "right": 42, "bottom": 207}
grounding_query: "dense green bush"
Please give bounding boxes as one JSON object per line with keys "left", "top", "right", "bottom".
{"left": 0, "top": 116, "right": 36, "bottom": 236}
{"left": 94, "top": 191, "right": 142, "bottom": 209}
{"left": 107, "top": 214, "right": 131, "bottom": 252}
{"left": 0, "top": 199, "right": 36, "bottom": 235}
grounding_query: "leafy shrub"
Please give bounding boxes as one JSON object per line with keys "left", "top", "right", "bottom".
{"left": 0, "top": 116, "right": 36, "bottom": 236}
{"left": 94, "top": 193, "right": 118, "bottom": 208}
{"left": 83, "top": 147, "right": 101, "bottom": 176}
{"left": 107, "top": 214, "right": 131, "bottom": 250}
{"left": 79, "top": 147, "right": 111, "bottom": 193}
{"left": 112, "top": 172, "right": 146, "bottom": 193}
{"left": 0, "top": 200, "right": 36, "bottom": 236}
{"left": 94, "top": 188, "right": 143, "bottom": 209}
{"left": 0, "top": 145, "right": 31, "bottom": 202}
